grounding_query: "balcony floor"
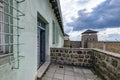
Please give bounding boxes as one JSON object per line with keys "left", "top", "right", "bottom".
{"left": 41, "top": 63, "right": 102, "bottom": 80}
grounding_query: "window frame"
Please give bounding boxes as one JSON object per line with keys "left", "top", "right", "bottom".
{"left": 52, "top": 21, "right": 59, "bottom": 45}
{"left": 0, "top": 1, "right": 5, "bottom": 53}
{"left": 52, "top": 21, "right": 56, "bottom": 44}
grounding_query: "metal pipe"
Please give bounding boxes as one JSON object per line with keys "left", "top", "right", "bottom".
{"left": 0, "top": 10, "right": 19, "bottom": 20}
{"left": 16, "top": 2, "right": 20, "bottom": 69}
{"left": 0, "top": 43, "right": 24, "bottom": 46}
{"left": 0, "top": 21, "right": 24, "bottom": 29}
{"left": 2, "top": 0, "right": 25, "bottom": 16}
{"left": 0, "top": 32, "right": 19, "bottom": 36}
{"left": 8, "top": 0, "right": 12, "bottom": 64}
{"left": 0, "top": 53, "right": 14, "bottom": 58}
{"left": 11, "top": 55, "right": 25, "bottom": 69}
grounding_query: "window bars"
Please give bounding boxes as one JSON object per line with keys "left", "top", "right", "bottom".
{"left": 0, "top": 0, "right": 25, "bottom": 69}
{"left": 0, "top": 0, "right": 5, "bottom": 53}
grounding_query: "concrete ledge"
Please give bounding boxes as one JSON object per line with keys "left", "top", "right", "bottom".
{"left": 37, "top": 61, "right": 50, "bottom": 79}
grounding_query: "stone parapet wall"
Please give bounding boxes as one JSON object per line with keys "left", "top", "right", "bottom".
{"left": 50, "top": 48, "right": 93, "bottom": 67}
{"left": 93, "top": 42, "right": 120, "bottom": 54}
{"left": 64, "top": 40, "right": 70, "bottom": 47}
{"left": 93, "top": 49, "right": 120, "bottom": 80}
{"left": 70, "top": 41, "right": 81, "bottom": 48}
{"left": 50, "top": 48, "right": 120, "bottom": 80}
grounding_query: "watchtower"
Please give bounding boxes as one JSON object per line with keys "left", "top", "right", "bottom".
{"left": 81, "top": 30, "right": 98, "bottom": 48}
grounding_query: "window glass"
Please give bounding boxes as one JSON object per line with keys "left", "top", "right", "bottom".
{"left": 53, "top": 21, "right": 56, "bottom": 44}
{"left": 0, "top": 1, "right": 4, "bottom": 53}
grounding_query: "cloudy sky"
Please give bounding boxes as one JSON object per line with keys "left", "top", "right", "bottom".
{"left": 60, "top": 0, "right": 120, "bottom": 41}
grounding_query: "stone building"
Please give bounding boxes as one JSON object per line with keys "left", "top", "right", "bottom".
{"left": 81, "top": 30, "right": 98, "bottom": 48}
{"left": 81, "top": 29, "right": 120, "bottom": 53}
{"left": 64, "top": 29, "right": 120, "bottom": 54}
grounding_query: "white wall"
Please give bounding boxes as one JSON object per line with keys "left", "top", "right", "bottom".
{"left": 0, "top": 0, "right": 64, "bottom": 80}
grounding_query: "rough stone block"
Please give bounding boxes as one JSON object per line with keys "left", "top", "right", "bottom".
{"left": 85, "top": 55, "right": 89, "bottom": 58}
{"left": 111, "top": 59, "right": 118, "bottom": 67}
{"left": 77, "top": 51, "right": 82, "bottom": 54}
{"left": 79, "top": 55, "right": 84, "bottom": 58}
{"left": 87, "top": 51, "right": 92, "bottom": 55}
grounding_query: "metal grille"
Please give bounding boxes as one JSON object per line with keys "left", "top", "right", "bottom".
{"left": 0, "top": 0, "right": 25, "bottom": 67}
{"left": 0, "top": 1, "right": 4, "bottom": 53}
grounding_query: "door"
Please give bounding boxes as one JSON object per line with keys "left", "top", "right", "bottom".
{"left": 37, "top": 27, "right": 40, "bottom": 68}
{"left": 37, "top": 20, "right": 46, "bottom": 69}
{"left": 40, "top": 29, "right": 45, "bottom": 64}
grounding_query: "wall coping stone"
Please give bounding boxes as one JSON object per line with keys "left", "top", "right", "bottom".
{"left": 51, "top": 47, "right": 92, "bottom": 50}
{"left": 92, "top": 48, "right": 120, "bottom": 59}
{"left": 51, "top": 47, "right": 120, "bottom": 58}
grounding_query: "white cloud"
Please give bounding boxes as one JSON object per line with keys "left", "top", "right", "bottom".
{"left": 68, "top": 30, "right": 84, "bottom": 41}
{"left": 83, "top": 0, "right": 106, "bottom": 12}
{"left": 64, "top": 25, "right": 73, "bottom": 33}
{"left": 60, "top": 0, "right": 80, "bottom": 22}
{"left": 60, "top": 0, "right": 120, "bottom": 41}
{"left": 98, "top": 28, "right": 120, "bottom": 41}
{"left": 60, "top": 0, "right": 105, "bottom": 24}
{"left": 60, "top": 0, "right": 106, "bottom": 37}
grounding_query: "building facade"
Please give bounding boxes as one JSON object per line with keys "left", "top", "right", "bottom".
{"left": 0, "top": 0, "right": 64, "bottom": 80}
{"left": 81, "top": 30, "right": 98, "bottom": 48}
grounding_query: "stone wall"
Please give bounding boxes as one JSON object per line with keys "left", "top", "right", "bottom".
{"left": 92, "top": 42, "right": 104, "bottom": 49}
{"left": 64, "top": 40, "right": 81, "bottom": 48}
{"left": 93, "top": 42, "right": 120, "bottom": 54}
{"left": 64, "top": 40, "right": 70, "bottom": 47}
{"left": 50, "top": 48, "right": 93, "bottom": 67}
{"left": 70, "top": 41, "right": 81, "bottom": 48}
{"left": 50, "top": 48, "right": 120, "bottom": 80}
{"left": 93, "top": 49, "right": 120, "bottom": 80}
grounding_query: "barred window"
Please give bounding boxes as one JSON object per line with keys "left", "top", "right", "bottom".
{"left": 0, "top": 0, "right": 25, "bottom": 67}
{"left": 0, "top": 0, "right": 13, "bottom": 54}
{"left": 0, "top": 1, "right": 5, "bottom": 53}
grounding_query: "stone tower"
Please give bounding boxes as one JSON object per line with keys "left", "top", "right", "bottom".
{"left": 81, "top": 30, "right": 98, "bottom": 48}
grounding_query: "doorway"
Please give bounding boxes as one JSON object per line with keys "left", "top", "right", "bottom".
{"left": 37, "top": 19, "right": 46, "bottom": 69}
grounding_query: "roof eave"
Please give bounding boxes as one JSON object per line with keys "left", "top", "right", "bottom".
{"left": 49, "top": 0, "right": 64, "bottom": 34}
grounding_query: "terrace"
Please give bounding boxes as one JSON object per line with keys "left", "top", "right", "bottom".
{"left": 38, "top": 48, "right": 120, "bottom": 80}
{"left": 41, "top": 63, "right": 101, "bottom": 80}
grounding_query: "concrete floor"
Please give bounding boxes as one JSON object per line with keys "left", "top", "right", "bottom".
{"left": 41, "top": 63, "right": 102, "bottom": 80}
